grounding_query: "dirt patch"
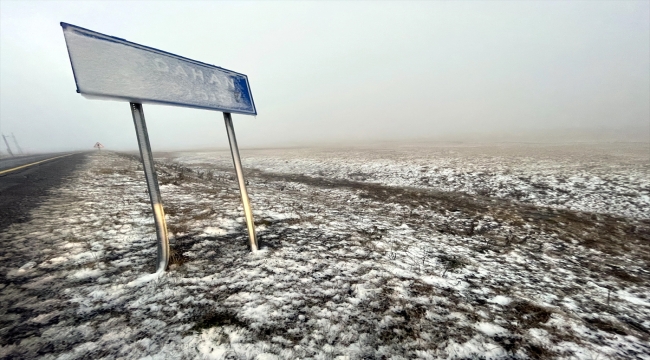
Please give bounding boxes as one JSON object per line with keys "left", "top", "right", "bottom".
{"left": 506, "top": 300, "right": 553, "bottom": 330}
{"left": 583, "top": 317, "right": 628, "bottom": 336}
{"left": 192, "top": 310, "right": 248, "bottom": 332}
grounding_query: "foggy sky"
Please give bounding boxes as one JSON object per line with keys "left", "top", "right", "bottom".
{"left": 1, "top": 1, "right": 648, "bottom": 153}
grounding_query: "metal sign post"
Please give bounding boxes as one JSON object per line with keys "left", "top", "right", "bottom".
{"left": 11, "top": 134, "right": 23, "bottom": 155}
{"left": 2, "top": 135, "right": 14, "bottom": 157}
{"left": 224, "top": 112, "right": 257, "bottom": 251}
{"left": 60, "top": 22, "right": 260, "bottom": 271}
{"left": 130, "top": 103, "right": 170, "bottom": 272}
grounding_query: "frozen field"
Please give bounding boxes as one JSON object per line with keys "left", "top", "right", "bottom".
{"left": 1, "top": 143, "right": 649, "bottom": 359}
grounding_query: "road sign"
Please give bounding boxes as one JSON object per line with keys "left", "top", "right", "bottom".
{"left": 60, "top": 23, "right": 256, "bottom": 115}
{"left": 93, "top": 142, "right": 104, "bottom": 149}
{"left": 61, "top": 23, "right": 259, "bottom": 272}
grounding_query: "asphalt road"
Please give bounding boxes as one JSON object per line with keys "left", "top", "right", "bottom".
{"left": 0, "top": 153, "right": 69, "bottom": 172}
{"left": 0, "top": 152, "right": 88, "bottom": 232}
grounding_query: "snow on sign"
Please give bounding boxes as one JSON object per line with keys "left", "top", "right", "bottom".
{"left": 60, "top": 22, "right": 260, "bottom": 273}
{"left": 60, "top": 22, "right": 256, "bottom": 115}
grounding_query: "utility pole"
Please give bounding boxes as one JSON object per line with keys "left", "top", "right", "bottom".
{"left": 11, "top": 133, "right": 23, "bottom": 154}
{"left": 2, "top": 134, "right": 14, "bottom": 157}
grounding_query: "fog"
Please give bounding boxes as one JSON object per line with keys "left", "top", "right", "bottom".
{"left": 0, "top": 1, "right": 648, "bottom": 153}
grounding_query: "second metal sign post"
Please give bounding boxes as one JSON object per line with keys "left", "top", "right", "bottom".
{"left": 224, "top": 112, "right": 258, "bottom": 251}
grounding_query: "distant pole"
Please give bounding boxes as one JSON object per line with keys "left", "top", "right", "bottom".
{"left": 11, "top": 134, "right": 24, "bottom": 155}
{"left": 130, "top": 103, "right": 170, "bottom": 272}
{"left": 223, "top": 112, "right": 258, "bottom": 251}
{"left": 2, "top": 135, "right": 14, "bottom": 157}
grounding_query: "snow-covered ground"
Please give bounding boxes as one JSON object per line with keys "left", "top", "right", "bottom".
{"left": 1, "top": 143, "right": 649, "bottom": 359}
{"left": 170, "top": 143, "right": 649, "bottom": 220}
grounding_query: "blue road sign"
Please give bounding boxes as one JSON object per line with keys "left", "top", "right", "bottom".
{"left": 60, "top": 23, "right": 257, "bottom": 115}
